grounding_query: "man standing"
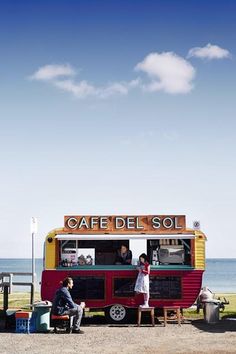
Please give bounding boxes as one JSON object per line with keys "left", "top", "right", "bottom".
{"left": 52, "top": 277, "right": 85, "bottom": 334}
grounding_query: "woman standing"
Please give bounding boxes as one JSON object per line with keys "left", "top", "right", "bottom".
{"left": 134, "top": 253, "right": 150, "bottom": 307}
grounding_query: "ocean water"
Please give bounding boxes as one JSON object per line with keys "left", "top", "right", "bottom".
{"left": 0, "top": 258, "right": 236, "bottom": 293}
{"left": 0, "top": 258, "right": 43, "bottom": 292}
{"left": 202, "top": 258, "right": 236, "bottom": 293}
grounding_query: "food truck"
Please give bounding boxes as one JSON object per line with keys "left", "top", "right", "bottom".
{"left": 41, "top": 215, "right": 206, "bottom": 323}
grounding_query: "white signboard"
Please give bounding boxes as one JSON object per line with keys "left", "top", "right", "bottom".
{"left": 31, "top": 217, "right": 38, "bottom": 234}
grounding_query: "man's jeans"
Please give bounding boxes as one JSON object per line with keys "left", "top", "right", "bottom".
{"left": 66, "top": 304, "right": 83, "bottom": 330}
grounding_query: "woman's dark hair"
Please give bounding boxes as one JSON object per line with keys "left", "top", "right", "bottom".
{"left": 121, "top": 244, "right": 128, "bottom": 249}
{"left": 139, "top": 253, "right": 149, "bottom": 263}
{"left": 62, "top": 277, "right": 73, "bottom": 287}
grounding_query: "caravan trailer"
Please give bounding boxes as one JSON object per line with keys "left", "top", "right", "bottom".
{"left": 41, "top": 215, "right": 206, "bottom": 323}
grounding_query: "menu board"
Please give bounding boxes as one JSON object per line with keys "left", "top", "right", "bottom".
{"left": 114, "top": 278, "right": 136, "bottom": 297}
{"left": 113, "top": 276, "right": 182, "bottom": 299}
{"left": 150, "top": 276, "right": 182, "bottom": 299}
{"left": 71, "top": 276, "right": 105, "bottom": 300}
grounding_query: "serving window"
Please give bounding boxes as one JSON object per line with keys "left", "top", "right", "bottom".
{"left": 59, "top": 240, "right": 130, "bottom": 267}
{"left": 58, "top": 236, "right": 193, "bottom": 267}
{"left": 147, "top": 239, "right": 192, "bottom": 266}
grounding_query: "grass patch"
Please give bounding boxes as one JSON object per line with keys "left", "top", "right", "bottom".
{"left": 0, "top": 292, "right": 41, "bottom": 310}
{"left": 216, "top": 293, "right": 236, "bottom": 318}
{"left": 183, "top": 293, "right": 236, "bottom": 319}
{"left": 1, "top": 292, "right": 235, "bottom": 319}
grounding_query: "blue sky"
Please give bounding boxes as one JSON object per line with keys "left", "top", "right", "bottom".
{"left": 0, "top": 0, "right": 235, "bottom": 258}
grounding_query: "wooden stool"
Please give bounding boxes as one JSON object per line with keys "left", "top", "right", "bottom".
{"left": 51, "top": 314, "right": 73, "bottom": 333}
{"left": 137, "top": 307, "right": 155, "bottom": 326}
{"left": 163, "top": 306, "right": 181, "bottom": 326}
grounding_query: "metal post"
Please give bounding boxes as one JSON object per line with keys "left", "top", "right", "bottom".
{"left": 31, "top": 217, "right": 38, "bottom": 306}
{"left": 3, "top": 285, "right": 9, "bottom": 312}
{"left": 32, "top": 230, "right": 35, "bottom": 305}
{"left": 30, "top": 283, "right": 34, "bottom": 308}
{"left": 3, "top": 285, "right": 9, "bottom": 330}
{"left": 9, "top": 273, "right": 13, "bottom": 294}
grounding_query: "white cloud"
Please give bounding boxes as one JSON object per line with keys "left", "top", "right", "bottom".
{"left": 53, "top": 78, "right": 140, "bottom": 99}
{"left": 53, "top": 79, "right": 96, "bottom": 98}
{"left": 97, "top": 79, "right": 140, "bottom": 99}
{"left": 30, "top": 64, "right": 75, "bottom": 81}
{"left": 135, "top": 52, "right": 195, "bottom": 94}
{"left": 30, "top": 53, "right": 198, "bottom": 98}
{"left": 187, "top": 43, "right": 231, "bottom": 60}
{"left": 30, "top": 64, "right": 140, "bottom": 99}
{"left": 28, "top": 45, "right": 230, "bottom": 99}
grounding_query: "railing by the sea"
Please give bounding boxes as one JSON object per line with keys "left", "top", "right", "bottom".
{"left": 0, "top": 272, "right": 35, "bottom": 311}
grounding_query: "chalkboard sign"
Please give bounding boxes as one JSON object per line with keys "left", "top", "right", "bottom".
{"left": 150, "top": 276, "right": 181, "bottom": 299}
{"left": 114, "top": 278, "right": 136, "bottom": 297}
{"left": 113, "top": 276, "right": 181, "bottom": 299}
{"left": 71, "top": 276, "right": 105, "bottom": 300}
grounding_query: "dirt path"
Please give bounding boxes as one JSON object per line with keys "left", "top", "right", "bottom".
{"left": 0, "top": 320, "right": 236, "bottom": 354}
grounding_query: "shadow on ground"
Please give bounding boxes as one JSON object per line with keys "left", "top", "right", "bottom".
{"left": 191, "top": 317, "right": 236, "bottom": 333}
{"left": 83, "top": 313, "right": 163, "bottom": 327}
{"left": 0, "top": 312, "right": 164, "bottom": 332}
{"left": 2, "top": 312, "right": 236, "bottom": 333}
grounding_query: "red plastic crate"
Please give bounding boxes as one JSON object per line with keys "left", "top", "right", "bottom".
{"left": 15, "top": 312, "right": 31, "bottom": 319}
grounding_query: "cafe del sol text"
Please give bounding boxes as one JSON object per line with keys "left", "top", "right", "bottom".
{"left": 64, "top": 215, "right": 186, "bottom": 234}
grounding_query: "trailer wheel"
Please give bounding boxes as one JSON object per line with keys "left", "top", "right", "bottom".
{"left": 105, "top": 304, "right": 128, "bottom": 324}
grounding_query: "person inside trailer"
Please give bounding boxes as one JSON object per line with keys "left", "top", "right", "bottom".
{"left": 115, "top": 244, "right": 132, "bottom": 265}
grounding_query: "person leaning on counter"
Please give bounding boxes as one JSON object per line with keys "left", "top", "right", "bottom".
{"left": 115, "top": 244, "right": 132, "bottom": 265}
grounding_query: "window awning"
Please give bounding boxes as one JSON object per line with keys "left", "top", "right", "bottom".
{"left": 55, "top": 234, "right": 195, "bottom": 241}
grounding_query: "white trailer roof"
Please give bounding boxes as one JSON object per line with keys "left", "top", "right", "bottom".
{"left": 55, "top": 234, "right": 195, "bottom": 240}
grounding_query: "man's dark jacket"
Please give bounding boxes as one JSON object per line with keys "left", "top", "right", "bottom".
{"left": 52, "top": 287, "right": 76, "bottom": 315}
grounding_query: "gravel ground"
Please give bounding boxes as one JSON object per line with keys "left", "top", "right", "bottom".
{"left": 0, "top": 319, "right": 236, "bottom": 354}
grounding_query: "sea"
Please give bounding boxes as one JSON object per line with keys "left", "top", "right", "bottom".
{"left": 0, "top": 258, "right": 236, "bottom": 293}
